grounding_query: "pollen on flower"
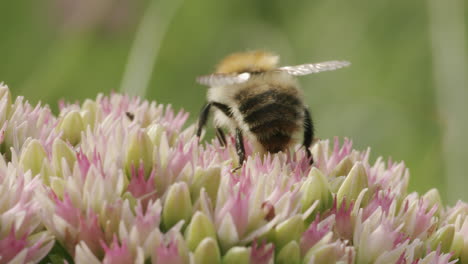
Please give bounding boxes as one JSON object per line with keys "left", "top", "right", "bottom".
{"left": 0, "top": 84, "right": 466, "bottom": 263}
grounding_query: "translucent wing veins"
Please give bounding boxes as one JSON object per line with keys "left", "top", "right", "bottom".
{"left": 196, "top": 72, "right": 251, "bottom": 86}
{"left": 196, "top": 60, "right": 350, "bottom": 86}
{"left": 278, "top": 60, "right": 350, "bottom": 76}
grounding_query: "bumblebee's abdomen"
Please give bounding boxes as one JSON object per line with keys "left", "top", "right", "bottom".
{"left": 235, "top": 89, "right": 303, "bottom": 153}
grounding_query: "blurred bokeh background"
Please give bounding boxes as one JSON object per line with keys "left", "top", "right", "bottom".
{"left": 0, "top": 0, "right": 466, "bottom": 203}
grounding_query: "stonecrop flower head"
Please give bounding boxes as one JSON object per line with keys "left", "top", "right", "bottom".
{"left": 0, "top": 82, "right": 467, "bottom": 263}
{"left": 0, "top": 148, "right": 54, "bottom": 263}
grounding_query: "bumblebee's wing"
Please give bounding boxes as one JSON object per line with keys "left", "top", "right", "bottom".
{"left": 278, "top": 60, "right": 350, "bottom": 76}
{"left": 196, "top": 72, "right": 251, "bottom": 86}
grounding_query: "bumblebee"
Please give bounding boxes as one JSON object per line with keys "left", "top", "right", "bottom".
{"left": 196, "top": 51, "right": 349, "bottom": 168}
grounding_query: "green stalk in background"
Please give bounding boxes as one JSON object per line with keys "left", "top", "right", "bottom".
{"left": 120, "top": 0, "right": 184, "bottom": 97}
{"left": 428, "top": 0, "right": 468, "bottom": 203}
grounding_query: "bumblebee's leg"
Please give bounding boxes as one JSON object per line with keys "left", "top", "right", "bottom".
{"left": 198, "top": 101, "right": 232, "bottom": 145}
{"left": 232, "top": 128, "right": 246, "bottom": 172}
{"left": 215, "top": 127, "right": 227, "bottom": 147}
{"left": 210, "top": 102, "right": 233, "bottom": 147}
{"left": 196, "top": 103, "right": 212, "bottom": 138}
{"left": 211, "top": 102, "right": 233, "bottom": 118}
{"left": 303, "top": 107, "right": 315, "bottom": 164}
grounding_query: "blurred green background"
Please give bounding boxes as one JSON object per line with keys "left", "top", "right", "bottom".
{"left": 0, "top": 0, "right": 467, "bottom": 203}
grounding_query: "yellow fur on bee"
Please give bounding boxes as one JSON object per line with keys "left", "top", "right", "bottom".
{"left": 215, "top": 51, "right": 279, "bottom": 74}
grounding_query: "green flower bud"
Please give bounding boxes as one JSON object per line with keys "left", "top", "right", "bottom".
{"left": 185, "top": 211, "right": 216, "bottom": 251}
{"left": 329, "top": 176, "right": 346, "bottom": 193}
{"left": 304, "top": 244, "right": 340, "bottom": 264}
{"left": 337, "top": 162, "right": 368, "bottom": 207}
{"left": 301, "top": 168, "right": 333, "bottom": 213}
{"left": 52, "top": 138, "right": 77, "bottom": 177}
{"left": 329, "top": 156, "right": 353, "bottom": 177}
{"left": 194, "top": 237, "right": 221, "bottom": 264}
{"left": 80, "top": 110, "right": 93, "bottom": 130}
{"left": 0, "top": 85, "right": 12, "bottom": 122}
{"left": 218, "top": 215, "right": 239, "bottom": 252}
{"left": 163, "top": 182, "right": 193, "bottom": 230}
{"left": 222, "top": 247, "right": 250, "bottom": 264}
{"left": 20, "top": 139, "right": 47, "bottom": 177}
{"left": 276, "top": 241, "right": 300, "bottom": 264}
{"left": 445, "top": 204, "right": 468, "bottom": 224}
{"left": 0, "top": 84, "right": 11, "bottom": 102}
{"left": 257, "top": 227, "right": 277, "bottom": 247}
{"left": 430, "top": 224, "right": 454, "bottom": 252}
{"left": 275, "top": 215, "right": 304, "bottom": 250}
{"left": 50, "top": 177, "right": 66, "bottom": 198}
{"left": 146, "top": 124, "right": 166, "bottom": 146}
{"left": 57, "top": 111, "right": 85, "bottom": 145}
{"left": 450, "top": 233, "right": 464, "bottom": 260}
{"left": 190, "top": 167, "right": 221, "bottom": 202}
{"left": 121, "top": 192, "right": 138, "bottom": 209}
{"left": 81, "top": 99, "right": 98, "bottom": 128}
{"left": 461, "top": 236, "right": 468, "bottom": 263}
{"left": 423, "top": 188, "right": 442, "bottom": 216}
{"left": 125, "top": 130, "right": 154, "bottom": 178}
{"left": 193, "top": 189, "right": 213, "bottom": 218}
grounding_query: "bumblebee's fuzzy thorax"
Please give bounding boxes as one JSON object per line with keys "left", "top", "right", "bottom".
{"left": 216, "top": 51, "right": 279, "bottom": 74}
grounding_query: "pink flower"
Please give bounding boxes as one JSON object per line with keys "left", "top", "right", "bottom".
{"left": 0, "top": 153, "right": 54, "bottom": 263}
{"left": 101, "top": 237, "right": 134, "bottom": 264}
{"left": 152, "top": 237, "right": 187, "bottom": 264}
{"left": 250, "top": 240, "right": 274, "bottom": 264}
{"left": 300, "top": 216, "right": 332, "bottom": 255}
{"left": 315, "top": 137, "right": 353, "bottom": 174}
{"left": 398, "top": 196, "right": 438, "bottom": 240}
{"left": 0, "top": 227, "right": 28, "bottom": 263}
{"left": 327, "top": 197, "right": 355, "bottom": 241}
{"left": 127, "top": 163, "right": 158, "bottom": 209}
{"left": 363, "top": 189, "right": 395, "bottom": 220}
{"left": 0, "top": 85, "right": 467, "bottom": 262}
{"left": 53, "top": 193, "right": 106, "bottom": 256}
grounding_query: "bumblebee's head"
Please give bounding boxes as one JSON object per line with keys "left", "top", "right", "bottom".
{"left": 215, "top": 50, "right": 279, "bottom": 74}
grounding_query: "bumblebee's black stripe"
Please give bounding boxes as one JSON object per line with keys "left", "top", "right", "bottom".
{"left": 303, "top": 107, "right": 314, "bottom": 164}
{"left": 212, "top": 102, "right": 233, "bottom": 118}
{"left": 243, "top": 103, "right": 300, "bottom": 125}
{"left": 303, "top": 107, "right": 314, "bottom": 148}
{"left": 250, "top": 119, "right": 298, "bottom": 135}
{"left": 237, "top": 90, "right": 301, "bottom": 114}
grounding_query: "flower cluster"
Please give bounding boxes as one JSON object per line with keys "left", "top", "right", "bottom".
{"left": 0, "top": 82, "right": 467, "bottom": 263}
